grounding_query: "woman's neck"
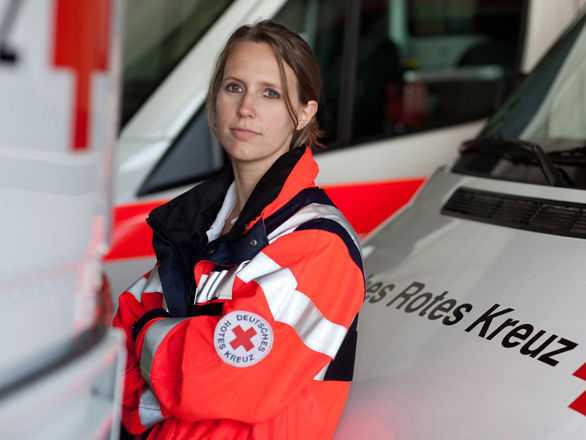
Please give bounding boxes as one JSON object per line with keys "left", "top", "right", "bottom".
{"left": 220, "top": 163, "right": 264, "bottom": 235}
{"left": 230, "top": 158, "right": 273, "bottom": 214}
{"left": 232, "top": 171, "right": 257, "bottom": 213}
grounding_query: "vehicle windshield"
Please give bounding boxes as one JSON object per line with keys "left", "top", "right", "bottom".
{"left": 120, "top": 0, "right": 234, "bottom": 127}
{"left": 453, "top": 13, "right": 586, "bottom": 188}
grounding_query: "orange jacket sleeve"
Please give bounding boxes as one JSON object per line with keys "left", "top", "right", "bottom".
{"left": 113, "top": 267, "right": 170, "bottom": 434}
{"left": 134, "top": 228, "right": 364, "bottom": 424}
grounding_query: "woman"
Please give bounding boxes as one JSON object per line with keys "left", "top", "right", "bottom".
{"left": 114, "top": 20, "right": 365, "bottom": 440}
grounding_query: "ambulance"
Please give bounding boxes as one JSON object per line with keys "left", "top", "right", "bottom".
{"left": 0, "top": 1, "right": 125, "bottom": 438}
{"left": 105, "top": 0, "right": 586, "bottom": 298}
{"left": 334, "top": 10, "right": 586, "bottom": 438}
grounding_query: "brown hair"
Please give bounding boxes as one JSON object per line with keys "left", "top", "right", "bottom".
{"left": 206, "top": 19, "right": 323, "bottom": 149}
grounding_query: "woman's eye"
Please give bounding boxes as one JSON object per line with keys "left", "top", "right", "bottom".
{"left": 226, "top": 83, "right": 241, "bottom": 93}
{"left": 264, "top": 89, "right": 279, "bottom": 99}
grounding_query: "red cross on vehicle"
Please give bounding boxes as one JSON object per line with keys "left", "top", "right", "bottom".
{"left": 53, "top": 0, "right": 110, "bottom": 151}
{"left": 570, "top": 362, "right": 586, "bottom": 416}
{"left": 230, "top": 325, "right": 257, "bottom": 351}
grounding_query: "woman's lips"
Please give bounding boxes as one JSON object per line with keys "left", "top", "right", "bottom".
{"left": 231, "top": 128, "right": 259, "bottom": 140}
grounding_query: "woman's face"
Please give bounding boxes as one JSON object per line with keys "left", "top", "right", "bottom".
{"left": 215, "top": 41, "right": 314, "bottom": 172}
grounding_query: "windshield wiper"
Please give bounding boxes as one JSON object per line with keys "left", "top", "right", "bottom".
{"left": 461, "top": 135, "right": 569, "bottom": 187}
{"left": 548, "top": 145, "right": 586, "bottom": 164}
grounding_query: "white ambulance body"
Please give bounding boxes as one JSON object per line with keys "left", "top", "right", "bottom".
{"left": 0, "top": 1, "right": 125, "bottom": 438}
{"left": 106, "top": 0, "right": 586, "bottom": 299}
{"left": 335, "top": 11, "right": 586, "bottom": 438}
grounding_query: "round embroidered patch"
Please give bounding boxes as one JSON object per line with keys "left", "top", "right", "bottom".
{"left": 213, "top": 311, "right": 273, "bottom": 367}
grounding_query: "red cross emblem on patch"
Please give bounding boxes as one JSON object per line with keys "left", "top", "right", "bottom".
{"left": 230, "top": 325, "right": 257, "bottom": 351}
{"left": 214, "top": 311, "right": 273, "bottom": 368}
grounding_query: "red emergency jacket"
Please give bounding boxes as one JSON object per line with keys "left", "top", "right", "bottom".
{"left": 113, "top": 147, "right": 365, "bottom": 439}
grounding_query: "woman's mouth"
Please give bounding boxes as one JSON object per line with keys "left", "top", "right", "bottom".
{"left": 231, "top": 128, "right": 259, "bottom": 140}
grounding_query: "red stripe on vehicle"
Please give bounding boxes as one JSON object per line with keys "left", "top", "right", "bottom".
{"left": 53, "top": 0, "right": 110, "bottom": 151}
{"left": 323, "top": 177, "right": 425, "bottom": 236}
{"left": 104, "top": 178, "right": 425, "bottom": 261}
{"left": 569, "top": 362, "right": 586, "bottom": 416}
{"left": 104, "top": 200, "right": 165, "bottom": 261}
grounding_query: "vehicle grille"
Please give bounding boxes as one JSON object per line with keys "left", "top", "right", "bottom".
{"left": 442, "top": 187, "right": 586, "bottom": 238}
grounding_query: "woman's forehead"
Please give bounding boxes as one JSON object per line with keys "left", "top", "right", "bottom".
{"left": 225, "top": 42, "right": 277, "bottom": 75}
{"left": 224, "top": 41, "right": 297, "bottom": 86}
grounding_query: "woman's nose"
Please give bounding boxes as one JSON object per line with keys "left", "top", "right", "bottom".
{"left": 237, "top": 92, "right": 255, "bottom": 118}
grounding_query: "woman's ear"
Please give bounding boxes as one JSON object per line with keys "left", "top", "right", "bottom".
{"left": 296, "top": 100, "right": 318, "bottom": 130}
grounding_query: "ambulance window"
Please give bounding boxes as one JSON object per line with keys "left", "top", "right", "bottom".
{"left": 137, "top": 108, "right": 225, "bottom": 196}
{"left": 275, "top": 0, "right": 348, "bottom": 147}
{"left": 138, "top": 0, "right": 347, "bottom": 196}
{"left": 351, "top": 0, "right": 523, "bottom": 143}
{"left": 121, "top": 0, "right": 233, "bottom": 127}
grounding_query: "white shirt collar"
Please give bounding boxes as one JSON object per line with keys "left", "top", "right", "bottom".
{"left": 206, "top": 182, "right": 237, "bottom": 242}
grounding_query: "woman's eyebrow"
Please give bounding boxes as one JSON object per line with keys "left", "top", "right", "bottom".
{"left": 222, "top": 75, "right": 281, "bottom": 89}
{"left": 259, "top": 80, "right": 282, "bottom": 89}
{"left": 221, "top": 75, "right": 242, "bottom": 83}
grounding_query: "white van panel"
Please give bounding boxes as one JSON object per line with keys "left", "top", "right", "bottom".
{"left": 0, "top": 331, "right": 125, "bottom": 440}
{"left": 521, "top": 0, "right": 586, "bottom": 71}
{"left": 335, "top": 169, "right": 586, "bottom": 439}
{"left": 0, "top": 0, "right": 126, "bottom": 436}
{"left": 315, "top": 120, "right": 483, "bottom": 185}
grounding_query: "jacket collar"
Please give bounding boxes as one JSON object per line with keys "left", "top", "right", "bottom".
{"left": 147, "top": 146, "right": 318, "bottom": 244}
{"left": 146, "top": 146, "right": 318, "bottom": 317}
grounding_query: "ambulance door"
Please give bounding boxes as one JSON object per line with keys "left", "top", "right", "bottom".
{"left": 0, "top": 1, "right": 125, "bottom": 437}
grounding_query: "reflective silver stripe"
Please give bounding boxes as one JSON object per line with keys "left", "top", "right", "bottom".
{"left": 196, "top": 270, "right": 223, "bottom": 303}
{"left": 237, "top": 252, "right": 347, "bottom": 358}
{"left": 215, "top": 266, "right": 239, "bottom": 300}
{"left": 126, "top": 275, "right": 148, "bottom": 301}
{"left": 314, "top": 363, "right": 329, "bottom": 381}
{"left": 126, "top": 266, "right": 163, "bottom": 301}
{"left": 195, "top": 263, "right": 247, "bottom": 304}
{"left": 144, "top": 266, "right": 163, "bottom": 294}
{"left": 138, "top": 388, "right": 165, "bottom": 428}
{"left": 267, "top": 203, "right": 362, "bottom": 258}
{"left": 140, "top": 318, "right": 189, "bottom": 387}
{"left": 196, "top": 268, "right": 232, "bottom": 303}
{"left": 194, "top": 273, "right": 209, "bottom": 299}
